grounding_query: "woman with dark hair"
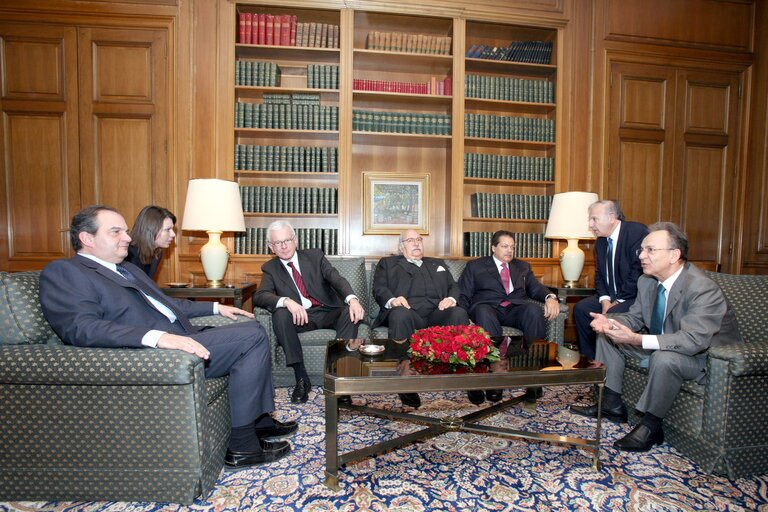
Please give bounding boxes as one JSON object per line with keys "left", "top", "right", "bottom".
{"left": 125, "top": 205, "right": 177, "bottom": 279}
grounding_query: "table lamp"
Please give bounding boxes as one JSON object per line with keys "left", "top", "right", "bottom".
{"left": 181, "top": 178, "right": 245, "bottom": 287}
{"left": 544, "top": 191, "right": 599, "bottom": 287}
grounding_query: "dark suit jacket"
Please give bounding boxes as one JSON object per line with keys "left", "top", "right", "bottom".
{"left": 613, "top": 263, "right": 743, "bottom": 354}
{"left": 253, "top": 248, "right": 354, "bottom": 311}
{"left": 125, "top": 244, "right": 161, "bottom": 280}
{"left": 458, "top": 256, "right": 551, "bottom": 314}
{"left": 372, "top": 255, "right": 459, "bottom": 327}
{"left": 40, "top": 255, "right": 214, "bottom": 348}
{"left": 594, "top": 220, "right": 648, "bottom": 301}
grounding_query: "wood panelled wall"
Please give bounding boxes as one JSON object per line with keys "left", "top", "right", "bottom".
{"left": 0, "top": 0, "right": 765, "bottom": 281}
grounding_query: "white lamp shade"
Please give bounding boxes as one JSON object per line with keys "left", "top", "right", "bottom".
{"left": 181, "top": 179, "right": 246, "bottom": 232}
{"left": 544, "top": 191, "right": 599, "bottom": 240}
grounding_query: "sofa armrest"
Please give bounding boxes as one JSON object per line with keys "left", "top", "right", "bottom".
{"left": 525, "top": 298, "right": 567, "bottom": 345}
{"left": 190, "top": 314, "right": 255, "bottom": 328}
{"left": 708, "top": 340, "right": 768, "bottom": 377}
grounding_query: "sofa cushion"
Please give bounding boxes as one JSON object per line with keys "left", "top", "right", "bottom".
{"left": 0, "top": 272, "right": 61, "bottom": 346}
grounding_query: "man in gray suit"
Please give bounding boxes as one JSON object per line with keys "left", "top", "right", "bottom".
{"left": 40, "top": 206, "right": 296, "bottom": 469}
{"left": 570, "top": 222, "right": 742, "bottom": 452}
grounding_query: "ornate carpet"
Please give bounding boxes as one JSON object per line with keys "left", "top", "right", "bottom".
{"left": 3, "top": 385, "right": 767, "bottom": 511}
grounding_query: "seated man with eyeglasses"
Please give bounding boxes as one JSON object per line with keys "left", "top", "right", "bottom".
{"left": 570, "top": 222, "right": 742, "bottom": 452}
{"left": 459, "top": 230, "right": 560, "bottom": 405}
{"left": 253, "top": 220, "right": 366, "bottom": 403}
{"left": 372, "top": 230, "right": 470, "bottom": 408}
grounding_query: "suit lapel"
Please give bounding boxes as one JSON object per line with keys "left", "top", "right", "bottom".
{"left": 484, "top": 257, "right": 506, "bottom": 293}
{"left": 664, "top": 264, "right": 689, "bottom": 326}
{"left": 297, "top": 251, "right": 318, "bottom": 296}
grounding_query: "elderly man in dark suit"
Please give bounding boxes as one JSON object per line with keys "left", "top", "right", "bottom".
{"left": 574, "top": 200, "right": 648, "bottom": 360}
{"left": 39, "top": 205, "right": 296, "bottom": 470}
{"left": 459, "top": 229, "right": 559, "bottom": 404}
{"left": 571, "top": 222, "right": 743, "bottom": 452}
{"left": 372, "top": 229, "right": 470, "bottom": 408}
{"left": 253, "top": 220, "right": 366, "bottom": 403}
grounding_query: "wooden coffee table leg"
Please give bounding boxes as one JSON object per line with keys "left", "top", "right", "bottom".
{"left": 324, "top": 392, "right": 341, "bottom": 490}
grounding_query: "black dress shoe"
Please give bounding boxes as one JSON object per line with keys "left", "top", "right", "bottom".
{"left": 570, "top": 402, "right": 628, "bottom": 423}
{"left": 224, "top": 440, "right": 291, "bottom": 468}
{"left": 614, "top": 424, "right": 664, "bottom": 452}
{"left": 338, "top": 395, "right": 352, "bottom": 405}
{"left": 485, "top": 389, "right": 503, "bottom": 402}
{"left": 399, "top": 393, "right": 421, "bottom": 408}
{"left": 523, "top": 386, "right": 543, "bottom": 403}
{"left": 255, "top": 419, "right": 298, "bottom": 440}
{"left": 291, "top": 378, "right": 310, "bottom": 403}
{"left": 467, "top": 390, "right": 485, "bottom": 405}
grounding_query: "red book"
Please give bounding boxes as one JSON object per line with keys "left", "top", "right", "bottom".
{"left": 265, "top": 14, "right": 274, "bottom": 46}
{"left": 238, "top": 12, "right": 247, "bottom": 44}
{"left": 244, "top": 13, "right": 253, "bottom": 45}
{"left": 272, "top": 15, "right": 281, "bottom": 45}
{"left": 289, "top": 15, "right": 297, "bottom": 46}
{"left": 257, "top": 14, "right": 266, "bottom": 45}
{"left": 278, "top": 15, "right": 288, "bottom": 46}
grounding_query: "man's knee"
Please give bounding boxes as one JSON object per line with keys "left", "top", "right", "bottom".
{"left": 444, "top": 307, "right": 469, "bottom": 325}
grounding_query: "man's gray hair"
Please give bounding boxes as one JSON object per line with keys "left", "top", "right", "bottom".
{"left": 267, "top": 220, "right": 296, "bottom": 241}
{"left": 589, "top": 199, "right": 625, "bottom": 221}
{"left": 648, "top": 221, "right": 689, "bottom": 261}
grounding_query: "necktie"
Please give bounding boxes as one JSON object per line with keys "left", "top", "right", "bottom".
{"left": 607, "top": 238, "right": 617, "bottom": 301}
{"left": 500, "top": 262, "right": 511, "bottom": 307}
{"left": 408, "top": 259, "right": 422, "bottom": 267}
{"left": 287, "top": 262, "right": 321, "bottom": 307}
{"left": 650, "top": 283, "right": 666, "bottom": 335}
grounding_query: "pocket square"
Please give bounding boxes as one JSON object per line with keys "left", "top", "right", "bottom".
{"left": 436, "top": 266, "right": 446, "bottom": 272}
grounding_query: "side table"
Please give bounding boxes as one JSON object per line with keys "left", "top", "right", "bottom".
{"left": 161, "top": 282, "right": 259, "bottom": 309}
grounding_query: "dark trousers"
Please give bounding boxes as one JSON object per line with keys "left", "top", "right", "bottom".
{"left": 470, "top": 302, "right": 544, "bottom": 343}
{"left": 574, "top": 295, "right": 633, "bottom": 360}
{"left": 386, "top": 305, "right": 470, "bottom": 340}
{"left": 191, "top": 320, "right": 274, "bottom": 427}
{"left": 272, "top": 305, "right": 359, "bottom": 366}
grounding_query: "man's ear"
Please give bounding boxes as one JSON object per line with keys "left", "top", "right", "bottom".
{"left": 78, "top": 231, "right": 94, "bottom": 248}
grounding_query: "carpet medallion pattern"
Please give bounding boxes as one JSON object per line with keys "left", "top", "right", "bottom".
{"left": 2, "top": 386, "right": 767, "bottom": 511}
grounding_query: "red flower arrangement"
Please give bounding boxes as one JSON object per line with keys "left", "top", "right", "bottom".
{"left": 408, "top": 325, "right": 500, "bottom": 372}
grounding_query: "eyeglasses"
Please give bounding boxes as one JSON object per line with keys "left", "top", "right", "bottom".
{"left": 402, "top": 237, "right": 423, "bottom": 244}
{"left": 269, "top": 237, "right": 295, "bottom": 247}
{"left": 636, "top": 246, "right": 675, "bottom": 256}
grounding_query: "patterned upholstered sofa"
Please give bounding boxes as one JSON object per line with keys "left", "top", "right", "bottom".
{"left": 255, "top": 257, "right": 567, "bottom": 387}
{"left": 0, "top": 271, "right": 243, "bottom": 504}
{"left": 622, "top": 270, "right": 768, "bottom": 478}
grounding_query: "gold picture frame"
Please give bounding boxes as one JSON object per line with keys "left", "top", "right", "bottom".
{"left": 362, "top": 172, "right": 430, "bottom": 235}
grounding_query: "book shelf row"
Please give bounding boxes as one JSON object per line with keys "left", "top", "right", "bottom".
{"left": 240, "top": 186, "right": 338, "bottom": 214}
{"left": 466, "top": 74, "right": 554, "bottom": 104}
{"left": 465, "top": 41, "right": 553, "bottom": 64}
{"left": 235, "top": 144, "right": 337, "bottom": 173}
{"left": 352, "top": 110, "right": 451, "bottom": 135}
{"left": 235, "top": 61, "right": 280, "bottom": 87}
{"left": 464, "top": 154, "right": 554, "bottom": 182}
{"left": 235, "top": 227, "right": 339, "bottom": 256}
{"left": 470, "top": 193, "right": 554, "bottom": 220}
{"left": 463, "top": 231, "right": 553, "bottom": 258}
{"left": 238, "top": 12, "right": 339, "bottom": 48}
{"left": 365, "top": 31, "right": 452, "bottom": 55}
{"left": 353, "top": 77, "right": 452, "bottom": 96}
{"left": 464, "top": 114, "right": 554, "bottom": 142}
{"left": 235, "top": 102, "right": 339, "bottom": 130}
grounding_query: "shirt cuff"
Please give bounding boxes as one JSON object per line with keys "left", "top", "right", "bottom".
{"left": 213, "top": 302, "right": 219, "bottom": 315}
{"left": 545, "top": 293, "right": 557, "bottom": 301}
{"left": 142, "top": 330, "right": 166, "bottom": 348}
{"left": 345, "top": 294, "right": 358, "bottom": 304}
{"left": 276, "top": 297, "right": 287, "bottom": 308}
{"left": 385, "top": 297, "right": 395, "bottom": 309}
{"left": 445, "top": 296, "right": 457, "bottom": 304}
{"left": 599, "top": 295, "right": 612, "bottom": 303}
{"left": 642, "top": 334, "right": 660, "bottom": 351}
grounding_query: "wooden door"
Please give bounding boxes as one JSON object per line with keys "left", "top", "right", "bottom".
{"left": 0, "top": 23, "right": 81, "bottom": 270}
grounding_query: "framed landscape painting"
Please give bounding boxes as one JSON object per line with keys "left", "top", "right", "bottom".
{"left": 362, "top": 172, "right": 430, "bottom": 235}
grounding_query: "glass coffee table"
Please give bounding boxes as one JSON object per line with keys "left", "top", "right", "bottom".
{"left": 323, "top": 338, "right": 606, "bottom": 490}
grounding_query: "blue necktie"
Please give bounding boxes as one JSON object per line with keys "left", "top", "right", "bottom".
{"left": 606, "top": 238, "right": 616, "bottom": 301}
{"left": 650, "top": 284, "right": 666, "bottom": 335}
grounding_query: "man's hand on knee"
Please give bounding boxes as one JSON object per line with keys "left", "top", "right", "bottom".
{"left": 157, "top": 333, "right": 210, "bottom": 359}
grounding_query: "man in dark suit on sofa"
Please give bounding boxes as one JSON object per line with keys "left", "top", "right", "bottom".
{"left": 253, "top": 220, "right": 366, "bottom": 403}
{"left": 571, "top": 222, "right": 742, "bottom": 452}
{"left": 39, "top": 205, "right": 296, "bottom": 470}
{"left": 372, "top": 229, "right": 470, "bottom": 408}
{"left": 459, "top": 229, "right": 559, "bottom": 404}
{"left": 574, "top": 200, "right": 648, "bottom": 360}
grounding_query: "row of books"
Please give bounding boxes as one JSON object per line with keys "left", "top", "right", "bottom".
{"left": 235, "top": 61, "right": 280, "bottom": 87}
{"left": 352, "top": 110, "right": 451, "bottom": 135}
{"left": 234, "top": 227, "right": 339, "bottom": 255}
{"left": 262, "top": 93, "right": 320, "bottom": 105}
{"left": 235, "top": 102, "right": 339, "bottom": 130}
{"left": 353, "top": 77, "right": 452, "bottom": 96}
{"left": 240, "top": 186, "right": 338, "bottom": 214}
{"left": 470, "top": 193, "right": 553, "bottom": 220}
{"left": 235, "top": 145, "right": 338, "bottom": 173}
{"left": 463, "top": 232, "right": 553, "bottom": 258}
{"left": 366, "top": 31, "right": 452, "bottom": 55}
{"left": 464, "top": 153, "right": 554, "bottom": 182}
{"left": 465, "top": 41, "right": 553, "bottom": 65}
{"left": 307, "top": 64, "right": 340, "bottom": 90}
{"left": 238, "top": 12, "right": 340, "bottom": 48}
{"left": 466, "top": 74, "right": 554, "bottom": 104}
{"left": 465, "top": 114, "right": 554, "bottom": 142}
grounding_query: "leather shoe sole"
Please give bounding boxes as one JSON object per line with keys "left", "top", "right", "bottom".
{"left": 570, "top": 403, "right": 628, "bottom": 423}
{"left": 614, "top": 424, "right": 664, "bottom": 452}
{"left": 467, "top": 390, "right": 486, "bottom": 405}
{"left": 256, "top": 419, "right": 298, "bottom": 440}
{"left": 485, "top": 389, "right": 503, "bottom": 402}
{"left": 224, "top": 440, "right": 291, "bottom": 468}
{"left": 399, "top": 393, "right": 421, "bottom": 408}
{"left": 291, "top": 378, "right": 310, "bottom": 403}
